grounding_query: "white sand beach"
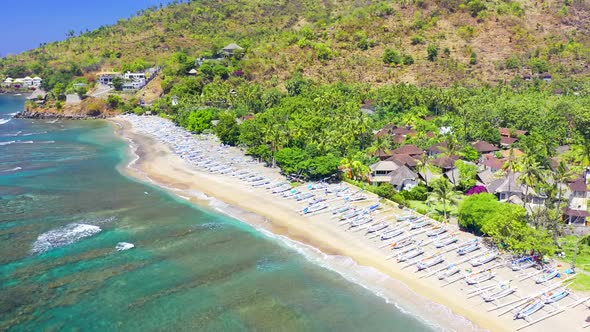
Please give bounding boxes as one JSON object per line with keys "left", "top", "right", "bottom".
{"left": 111, "top": 114, "right": 590, "bottom": 332}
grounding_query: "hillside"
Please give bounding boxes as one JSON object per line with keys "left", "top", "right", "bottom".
{"left": 1, "top": 0, "right": 590, "bottom": 88}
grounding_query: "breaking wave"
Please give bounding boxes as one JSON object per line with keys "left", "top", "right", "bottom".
{"left": 1, "top": 166, "right": 22, "bottom": 172}
{"left": 0, "top": 119, "right": 11, "bottom": 125}
{"left": 0, "top": 140, "right": 15, "bottom": 146}
{"left": 31, "top": 223, "right": 102, "bottom": 254}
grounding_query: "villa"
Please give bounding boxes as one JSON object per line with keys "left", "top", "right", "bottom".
{"left": 3, "top": 76, "right": 42, "bottom": 88}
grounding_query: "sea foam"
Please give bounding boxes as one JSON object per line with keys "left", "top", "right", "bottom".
{"left": 31, "top": 223, "right": 102, "bottom": 254}
{"left": 0, "top": 118, "right": 11, "bottom": 125}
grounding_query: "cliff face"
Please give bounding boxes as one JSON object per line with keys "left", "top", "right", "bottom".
{"left": 17, "top": 99, "right": 120, "bottom": 119}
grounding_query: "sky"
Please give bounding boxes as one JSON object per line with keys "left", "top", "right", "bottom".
{"left": 0, "top": 0, "right": 172, "bottom": 56}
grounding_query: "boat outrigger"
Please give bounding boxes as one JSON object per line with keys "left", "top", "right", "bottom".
{"left": 465, "top": 269, "right": 495, "bottom": 285}
{"left": 535, "top": 268, "right": 560, "bottom": 284}
{"left": 457, "top": 239, "right": 479, "bottom": 255}
{"left": 470, "top": 251, "right": 498, "bottom": 267}
{"left": 426, "top": 226, "right": 447, "bottom": 237}
{"left": 482, "top": 282, "right": 515, "bottom": 302}
{"left": 515, "top": 296, "right": 544, "bottom": 320}
{"left": 380, "top": 228, "right": 404, "bottom": 240}
{"left": 390, "top": 238, "right": 416, "bottom": 250}
{"left": 437, "top": 263, "right": 460, "bottom": 280}
{"left": 366, "top": 222, "right": 388, "bottom": 234}
{"left": 434, "top": 236, "right": 458, "bottom": 248}
{"left": 510, "top": 256, "right": 536, "bottom": 271}
{"left": 416, "top": 254, "right": 444, "bottom": 271}
{"left": 398, "top": 247, "right": 424, "bottom": 262}
{"left": 544, "top": 288, "right": 570, "bottom": 304}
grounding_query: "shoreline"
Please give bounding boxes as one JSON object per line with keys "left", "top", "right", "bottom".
{"left": 110, "top": 116, "right": 588, "bottom": 332}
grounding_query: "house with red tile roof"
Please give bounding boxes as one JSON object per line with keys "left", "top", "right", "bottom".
{"left": 472, "top": 141, "right": 499, "bottom": 154}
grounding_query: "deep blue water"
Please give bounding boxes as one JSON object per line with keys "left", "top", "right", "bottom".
{"left": 0, "top": 95, "right": 433, "bottom": 331}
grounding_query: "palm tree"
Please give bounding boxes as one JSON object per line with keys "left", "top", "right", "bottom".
{"left": 502, "top": 147, "right": 520, "bottom": 199}
{"left": 427, "top": 178, "right": 460, "bottom": 222}
{"left": 518, "top": 156, "right": 545, "bottom": 207}
{"left": 440, "top": 134, "right": 460, "bottom": 186}
{"left": 416, "top": 153, "right": 431, "bottom": 187}
{"left": 552, "top": 161, "right": 577, "bottom": 232}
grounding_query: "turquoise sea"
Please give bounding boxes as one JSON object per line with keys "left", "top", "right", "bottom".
{"left": 0, "top": 95, "right": 434, "bottom": 331}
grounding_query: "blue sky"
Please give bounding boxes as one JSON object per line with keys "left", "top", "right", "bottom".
{"left": 0, "top": 1, "right": 171, "bottom": 56}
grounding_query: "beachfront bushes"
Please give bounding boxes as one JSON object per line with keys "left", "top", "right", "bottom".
{"left": 181, "top": 109, "right": 215, "bottom": 133}
{"left": 400, "top": 184, "right": 428, "bottom": 201}
{"left": 458, "top": 193, "right": 556, "bottom": 254}
{"left": 214, "top": 111, "right": 240, "bottom": 145}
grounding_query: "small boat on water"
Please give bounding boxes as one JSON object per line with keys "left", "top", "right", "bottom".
{"left": 416, "top": 254, "right": 444, "bottom": 271}
{"left": 544, "top": 288, "right": 570, "bottom": 304}
{"left": 391, "top": 238, "right": 416, "bottom": 250}
{"left": 470, "top": 251, "right": 498, "bottom": 267}
{"left": 437, "top": 264, "right": 460, "bottom": 280}
{"left": 515, "top": 296, "right": 544, "bottom": 320}
{"left": 116, "top": 242, "right": 135, "bottom": 251}
{"left": 380, "top": 228, "right": 404, "bottom": 240}
{"left": 367, "top": 222, "right": 388, "bottom": 234}
{"left": 465, "top": 270, "right": 495, "bottom": 285}
{"left": 434, "top": 236, "right": 458, "bottom": 248}
{"left": 398, "top": 247, "right": 424, "bottom": 262}
{"left": 510, "top": 256, "right": 536, "bottom": 271}
{"left": 427, "top": 226, "right": 447, "bottom": 237}
{"left": 303, "top": 203, "right": 327, "bottom": 215}
{"left": 482, "top": 282, "right": 516, "bottom": 302}
{"left": 457, "top": 239, "right": 479, "bottom": 255}
{"left": 535, "top": 268, "right": 560, "bottom": 284}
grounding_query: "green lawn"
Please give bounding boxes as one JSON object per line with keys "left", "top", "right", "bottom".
{"left": 558, "top": 236, "right": 590, "bottom": 273}
{"left": 570, "top": 273, "right": 590, "bottom": 292}
{"left": 407, "top": 196, "right": 465, "bottom": 221}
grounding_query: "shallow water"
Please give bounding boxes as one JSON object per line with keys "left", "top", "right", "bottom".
{"left": 0, "top": 95, "right": 434, "bottom": 331}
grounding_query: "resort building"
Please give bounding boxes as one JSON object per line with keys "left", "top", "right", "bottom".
{"left": 98, "top": 72, "right": 120, "bottom": 85}
{"left": 221, "top": 43, "right": 244, "bottom": 57}
{"left": 3, "top": 76, "right": 42, "bottom": 88}
{"left": 98, "top": 67, "right": 160, "bottom": 91}
{"left": 563, "top": 173, "right": 589, "bottom": 226}
{"left": 369, "top": 160, "right": 419, "bottom": 191}
{"left": 487, "top": 172, "right": 546, "bottom": 208}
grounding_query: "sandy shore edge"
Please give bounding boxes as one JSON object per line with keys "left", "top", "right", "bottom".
{"left": 110, "top": 117, "right": 586, "bottom": 332}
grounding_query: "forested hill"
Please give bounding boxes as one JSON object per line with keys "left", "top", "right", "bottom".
{"left": 1, "top": 0, "right": 590, "bottom": 87}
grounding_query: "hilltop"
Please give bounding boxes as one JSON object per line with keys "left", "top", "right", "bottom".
{"left": 1, "top": 0, "right": 589, "bottom": 88}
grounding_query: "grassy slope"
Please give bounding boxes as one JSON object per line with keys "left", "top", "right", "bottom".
{"left": 1, "top": 0, "right": 589, "bottom": 87}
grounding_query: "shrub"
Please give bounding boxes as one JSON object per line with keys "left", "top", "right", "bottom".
{"left": 530, "top": 58, "right": 549, "bottom": 73}
{"left": 427, "top": 44, "right": 439, "bottom": 61}
{"left": 470, "top": 51, "right": 478, "bottom": 65}
{"left": 505, "top": 55, "right": 521, "bottom": 69}
{"left": 402, "top": 54, "right": 415, "bottom": 65}
{"left": 383, "top": 48, "right": 402, "bottom": 65}
{"left": 411, "top": 35, "right": 426, "bottom": 45}
{"left": 107, "top": 94, "right": 123, "bottom": 109}
{"left": 401, "top": 185, "right": 428, "bottom": 201}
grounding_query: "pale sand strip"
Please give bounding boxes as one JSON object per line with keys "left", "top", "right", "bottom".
{"left": 111, "top": 117, "right": 589, "bottom": 332}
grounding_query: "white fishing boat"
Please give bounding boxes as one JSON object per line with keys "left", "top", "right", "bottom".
{"left": 231, "top": 170, "right": 249, "bottom": 177}
{"left": 272, "top": 184, "right": 292, "bottom": 194}
{"left": 416, "top": 254, "right": 444, "bottom": 271}
{"left": 398, "top": 247, "right": 424, "bottom": 262}
{"left": 116, "top": 242, "right": 135, "bottom": 251}
{"left": 350, "top": 216, "right": 373, "bottom": 228}
{"left": 283, "top": 189, "right": 299, "bottom": 198}
{"left": 510, "top": 256, "right": 536, "bottom": 271}
{"left": 515, "top": 296, "right": 544, "bottom": 320}
{"left": 457, "top": 239, "right": 479, "bottom": 255}
{"left": 544, "top": 288, "right": 570, "bottom": 304}
{"left": 247, "top": 176, "right": 264, "bottom": 183}
{"left": 535, "top": 268, "right": 559, "bottom": 284}
{"left": 409, "top": 220, "right": 430, "bottom": 230}
{"left": 347, "top": 194, "right": 367, "bottom": 202}
{"left": 295, "top": 192, "right": 314, "bottom": 201}
{"left": 266, "top": 181, "right": 289, "bottom": 190}
{"left": 303, "top": 203, "right": 327, "bottom": 215}
{"left": 437, "top": 264, "right": 460, "bottom": 280}
{"left": 366, "top": 222, "right": 388, "bottom": 234}
{"left": 390, "top": 238, "right": 416, "bottom": 250}
{"left": 251, "top": 179, "right": 271, "bottom": 187}
{"left": 308, "top": 197, "right": 326, "bottom": 205}
{"left": 380, "top": 228, "right": 404, "bottom": 240}
{"left": 340, "top": 209, "right": 359, "bottom": 220}
{"left": 465, "top": 270, "right": 495, "bottom": 285}
{"left": 434, "top": 236, "right": 458, "bottom": 248}
{"left": 331, "top": 204, "right": 351, "bottom": 215}
{"left": 426, "top": 226, "right": 447, "bottom": 237}
{"left": 482, "top": 282, "right": 516, "bottom": 302}
{"left": 470, "top": 251, "right": 498, "bottom": 267}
